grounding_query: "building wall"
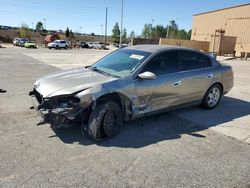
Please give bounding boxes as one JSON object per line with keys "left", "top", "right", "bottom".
{"left": 159, "top": 38, "right": 210, "bottom": 52}
{"left": 191, "top": 4, "right": 250, "bottom": 56}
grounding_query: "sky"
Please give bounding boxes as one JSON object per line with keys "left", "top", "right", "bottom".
{"left": 1, "top": 0, "right": 249, "bottom": 36}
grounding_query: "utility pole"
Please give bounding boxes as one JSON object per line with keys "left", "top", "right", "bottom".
{"left": 43, "top": 18, "right": 46, "bottom": 30}
{"left": 105, "top": 7, "right": 108, "bottom": 45}
{"left": 151, "top": 19, "right": 154, "bottom": 39}
{"left": 119, "top": 0, "right": 124, "bottom": 48}
{"left": 166, "top": 24, "right": 170, "bottom": 38}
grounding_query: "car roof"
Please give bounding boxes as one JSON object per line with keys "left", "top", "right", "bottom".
{"left": 126, "top": 45, "right": 201, "bottom": 53}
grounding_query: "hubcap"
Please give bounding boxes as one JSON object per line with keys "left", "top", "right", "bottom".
{"left": 207, "top": 87, "right": 220, "bottom": 107}
{"left": 103, "top": 111, "right": 116, "bottom": 133}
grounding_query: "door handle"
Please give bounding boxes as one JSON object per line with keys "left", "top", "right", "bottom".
{"left": 172, "top": 81, "right": 182, "bottom": 86}
{"left": 207, "top": 74, "right": 214, "bottom": 78}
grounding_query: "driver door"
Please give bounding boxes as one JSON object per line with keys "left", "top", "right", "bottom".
{"left": 134, "top": 50, "right": 182, "bottom": 114}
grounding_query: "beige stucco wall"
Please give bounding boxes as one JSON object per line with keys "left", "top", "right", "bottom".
{"left": 191, "top": 4, "right": 250, "bottom": 56}
{"left": 159, "top": 38, "right": 210, "bottom": 52}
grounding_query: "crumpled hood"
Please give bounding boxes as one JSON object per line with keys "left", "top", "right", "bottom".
{"left": 34, "top": 67, "right": 115, "bottom": 98}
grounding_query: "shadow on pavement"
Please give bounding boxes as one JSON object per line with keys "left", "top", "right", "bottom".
{"left": 51, "top": 96, "right": 250, "bottom": 148}
{"left": 172, "top": 96, "right": 250, "bottom": 128}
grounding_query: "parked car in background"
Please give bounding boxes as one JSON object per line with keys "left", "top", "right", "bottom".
{"left": 29, "top": 45, "right": 234, "bottom": 141}
{"left": 19, "top": 38, "right": 29, "bottom": 47}
{"left": 113, "top": 43, "right": 128, "bottom": 48}
{"left": 24, "top": 41, "right": 36, "bottom": 48}
{"left": 13, "top": 38, "right": 21, "bottom": 46}
{"left": 93, "top": 41, "right": 105, "bottom": 49}
{"left": 86, "top": 42, "right": 94, "bottom": 48}
{"left": 48, "top": 40, "right": 68, "bottom": 49}
{"left": 79, "top": 41, "right": 88, "bottom": 48}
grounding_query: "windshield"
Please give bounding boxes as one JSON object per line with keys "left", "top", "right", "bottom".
{"left": 91, "top": 49, "right": 152, "bottom": 77}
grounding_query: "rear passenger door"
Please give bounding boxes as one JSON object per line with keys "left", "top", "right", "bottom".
{"left": 176, "top": 50, "right": 214, "bottom": 103}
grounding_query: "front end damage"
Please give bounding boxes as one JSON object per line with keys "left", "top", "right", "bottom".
{"left": 29, "top": 89, "right": 87, "bottom": 129}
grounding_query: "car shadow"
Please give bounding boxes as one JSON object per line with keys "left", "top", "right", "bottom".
{"left": 51, "top": 96, "right": 250, "bottom": 148}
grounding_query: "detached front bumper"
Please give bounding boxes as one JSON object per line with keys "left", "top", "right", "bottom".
{"left": 29, "top": 89, "right": 83, "bottom": 128}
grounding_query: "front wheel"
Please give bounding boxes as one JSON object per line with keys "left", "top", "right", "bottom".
{"left": 85, "top": 101, "right": 123, "bottom": 141}
{"left": 202, "top": 84, "right": 222, "bottom": 109}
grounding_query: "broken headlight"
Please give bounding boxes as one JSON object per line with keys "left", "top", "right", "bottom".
{"left": 38, "top": 96, "right": 80, "bottom": 110}
{"left": 55, "top": 96, "right": 80, "bottom": 108}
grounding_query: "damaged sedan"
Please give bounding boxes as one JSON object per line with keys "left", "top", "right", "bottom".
{"left": 29, "top": 45, "right": 234, "bottom": 141}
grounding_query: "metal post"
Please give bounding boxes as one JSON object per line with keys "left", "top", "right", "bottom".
{"left": 212, "top": 30, "right": 216, "bottom": 53}
{"left": 166, "top": 24, "right": 170, "bottom": 38}
{"left": 119, "top": 0, "right": 124, "bottom": 48}
{"left": 43, "top": 18, "right": 46, "bottom": 30}
{"left": 105, "top": 7, "right": 108, "bottom": 45}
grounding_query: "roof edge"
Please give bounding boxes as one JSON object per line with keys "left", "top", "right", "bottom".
{"left": 193, "top": 3, "right": 250, "bottom": 16}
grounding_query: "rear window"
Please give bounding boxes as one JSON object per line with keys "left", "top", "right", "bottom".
{"left": 178, "top": 50, "right": 207, "bottom": 71}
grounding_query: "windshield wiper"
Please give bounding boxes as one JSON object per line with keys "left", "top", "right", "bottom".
{"left": 91, "top": 66, "right": 120, "bottom": 78}
{"left": 91, "top": 66, "right": 109, "bottom": 76}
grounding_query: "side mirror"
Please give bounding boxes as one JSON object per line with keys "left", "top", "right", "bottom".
{"left": 138, "top": 71, "right": 156, "bottom": 80}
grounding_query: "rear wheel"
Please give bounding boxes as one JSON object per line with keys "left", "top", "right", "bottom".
{"left": 202, "top": 84, "right": 222, "bottom": 109}
{"left": 65, "top": 45, "right": 68, "bottom": 49}
{"left": 85, "top": 101, "right": 122, "bottom": 141}
{"left": 56, "top": 45, "right": 59, "bottom": 50}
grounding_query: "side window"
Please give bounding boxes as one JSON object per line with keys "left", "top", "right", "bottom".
{"left": 142, "top": 51, "right": 178, "bottom": 76}
{"left": 178, "top": 50, "right": 206, "bottom": 71}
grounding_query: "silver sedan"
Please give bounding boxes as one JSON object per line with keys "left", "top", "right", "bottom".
{"left": 29, "top": 45, "right": 234, "bottom": 141}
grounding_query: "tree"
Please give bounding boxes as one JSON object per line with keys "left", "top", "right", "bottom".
{"left": 166, "top": 20, "right": 179, "bottom": 39}
{"left": 151, "top": 25, "right": 166, "bottom": 39}
{"left": 69, "top": 30, "right": 74, "bottom": 38}
{"left": 170, "top": 20, "right": 178, "bottom": 30}
{"left": 112, "top": 22, "right": 120, "bottom": 42}
{"left": 141, "top": 23, "right": 152, "bottom": 39}
{"left": 122, "top": 28, "right": 127, "bottom": 42}
{"left": 176, "top": 29, "right": 189, "bottom": 40}
{"left": 130, "top": 30, "right": 135, "bottom": 39}
{"left": 141, "top": 20, "right": 191, "bottom": 40}
{"left": 65, "top": 27, "right": 69, "bottom": 37}
{"left": 19, "top": 23, "right": 31, "bottom": 38}
{"left": 36, "top": 21, "right": 43, "bottom": 31}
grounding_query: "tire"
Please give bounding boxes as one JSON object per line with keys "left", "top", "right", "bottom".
{"left": 48, "top": 47, "right": 51, "bottom": 49}
{"left": 202, "top": 84, "right": 222, "bottom": 109}
{"left": 65, "top": 45, "right": 68, "bottom": 49}
{"left": 56, "top": 45, "right": 59, "bottom": 50}
{"left": 85, "top": 101, "right": 123, "bottom": 141}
